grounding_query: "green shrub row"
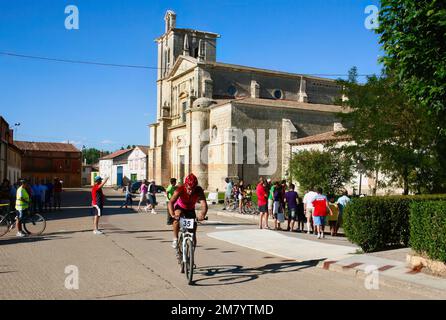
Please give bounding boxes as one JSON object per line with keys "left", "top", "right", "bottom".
{"left": 343, "top": 195, "right": 446, "bottom": 253}
{"left": 410, "top": 201, "right": 446, "bottom": 262}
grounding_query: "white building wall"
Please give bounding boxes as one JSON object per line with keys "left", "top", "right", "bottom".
{"left": 127, "top": 147, "right": 148, "bottom": 181}
{"left": 99, "top": 159, "right": 113, "bottom": 186}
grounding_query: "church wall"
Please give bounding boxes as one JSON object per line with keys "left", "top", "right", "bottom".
{"left": 208, "top": 103, "right": 232, "bottom": 191}
{"left": 230, "top": 103, "right": 339, "bottom": 184}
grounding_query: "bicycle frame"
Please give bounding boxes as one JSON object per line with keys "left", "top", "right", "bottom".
{"left": 179, "top": 226, "right": 195, "bottom": 264}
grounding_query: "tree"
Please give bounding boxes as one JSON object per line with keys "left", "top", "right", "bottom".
{"left": 82, "top": 148, "right": 109, "bottom": 165}
{"left": 290, "top": 150, "right": 354, "bottom": 196}
{"left": 377, "top": 0, "right": 446, "bottom": 190}
{"left": 377, "top": 0, "right": 446, "bottom": 116}
{"left": 336, "top": 70, "right": 444, "bottom": 194}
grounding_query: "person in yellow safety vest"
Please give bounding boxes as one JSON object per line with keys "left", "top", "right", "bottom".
{"left": 15, "top": 179, "right": 30, "bottom": 238}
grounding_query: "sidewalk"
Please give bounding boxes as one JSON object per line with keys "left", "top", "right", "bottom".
{"left": 207, "top": 207, "right": 446, "bottom": 298}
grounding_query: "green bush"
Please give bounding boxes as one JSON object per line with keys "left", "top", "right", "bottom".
{"left": 410, "top": 201, "right": 446, "bottom": 262}
{"left": 343, "top": 195, "right": 446, "bottom": 252}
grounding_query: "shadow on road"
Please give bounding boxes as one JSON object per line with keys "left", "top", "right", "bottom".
{"left": 192, "top": 259, "right": 325, "bottom": 286}
{"left": 0, "top": 235, "right": 69, "bottom": 246}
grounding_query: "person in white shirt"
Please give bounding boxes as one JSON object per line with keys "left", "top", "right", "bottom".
{"left": 303, "top": 188, "right": 318, "bottom": 234}
{"left": 336, "top": 191, "right": 351, "bottom": 229}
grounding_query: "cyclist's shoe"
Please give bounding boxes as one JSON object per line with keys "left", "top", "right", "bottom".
{"left": 16, "top": 231, "right": 26, "bottom": 237}
{"left": 171, "top": 239, "right": 178, "bottom": 249}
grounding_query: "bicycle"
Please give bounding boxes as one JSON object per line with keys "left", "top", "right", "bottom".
{"left": 0, "top": 204, "right": 46, "bottom": 237}
{"left": 176, "top": 216, "right": 208, "bottom": 285}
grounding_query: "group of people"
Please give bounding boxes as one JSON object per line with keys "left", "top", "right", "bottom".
{"left": 223, "top": 178, "right": 254, "bottom": 214}
{"left": 253, "top": 177, "right": 351, "bottom": 238}
{"left": 0, "top": 177, "right": 63, "bottom": 237}
{"left": 0, "top": 177, "right": 63, "bottom": 214}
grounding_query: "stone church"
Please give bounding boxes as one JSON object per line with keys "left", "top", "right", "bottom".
{"left": 147, "top": 10, "right": 345, "bottom": 190}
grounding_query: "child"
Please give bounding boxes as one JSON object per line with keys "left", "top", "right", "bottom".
{"left": 120, "top": 182, "right": 133, "bottom": 209}
{"left": 328, "top": 196, "right": 339, "bottom": 236}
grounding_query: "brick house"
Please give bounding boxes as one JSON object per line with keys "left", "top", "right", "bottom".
{"left": 14, "top": 141, "right": 82, "bottom": 187}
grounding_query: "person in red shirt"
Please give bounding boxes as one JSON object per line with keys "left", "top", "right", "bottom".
{"left": 91, "top": 176, "right": 109, "bottom": 235}
{"left": 312, "top": 187, "right": 333, "bottom": 239}
{"left": 256, "top": 177, "right": 269, "bottom": 229}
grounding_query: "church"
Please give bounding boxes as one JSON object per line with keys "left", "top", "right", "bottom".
{"left": 147, "top": 10, "right": 345, "bottom": 190}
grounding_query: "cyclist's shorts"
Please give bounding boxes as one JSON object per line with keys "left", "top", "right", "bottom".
{"left": 174, "top": 204, "right": 196, "bottom": 219}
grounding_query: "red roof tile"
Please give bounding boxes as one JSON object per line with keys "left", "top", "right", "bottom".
{"left": 100, "top": 149, "right": 132, "bottom": 160}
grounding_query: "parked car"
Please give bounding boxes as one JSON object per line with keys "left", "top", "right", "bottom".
{"left": 130, "top": 181, "right": 165, "bottom": 194}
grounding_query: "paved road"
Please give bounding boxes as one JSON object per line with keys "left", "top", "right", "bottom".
{"left": 0, "top": 188, "right": 441, "bottom": 300}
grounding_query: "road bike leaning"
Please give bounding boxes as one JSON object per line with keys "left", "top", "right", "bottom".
{"left": 176, "top": 216, "right": 208, "bottom": 285}
{"left": 0, "top": 204, "right": 46, "bottom": 237}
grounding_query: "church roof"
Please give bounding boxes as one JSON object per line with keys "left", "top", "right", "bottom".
{"left": 211, "top": 97, "right": 346, "bottom": 113}
{"left": 289, "top": 130, "right": 351, "bottom": 146}
{"left": 204, "top": 61, "right": 338, "bottom": 83}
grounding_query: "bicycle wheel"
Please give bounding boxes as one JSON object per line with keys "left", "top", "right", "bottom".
{"left": 184, "top": 238, "right": 194, "bottom": 285}
{"left": 23, "top": 213, "right": 46, "bottom": 235}
{"left": 0, "top": 215, "right": 9, "bottom": 237}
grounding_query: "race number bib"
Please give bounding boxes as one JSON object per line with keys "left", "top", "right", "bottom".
{"left": 180, "top": 218, "right": 195, "bottom": 229}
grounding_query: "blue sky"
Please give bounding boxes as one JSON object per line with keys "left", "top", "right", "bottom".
{"left": 0, "top": 0, "right": 381, "bottom": 151}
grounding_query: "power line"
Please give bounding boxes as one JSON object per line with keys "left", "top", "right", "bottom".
{"left": 0, "top": 50, "right": 374, "bottom": 77}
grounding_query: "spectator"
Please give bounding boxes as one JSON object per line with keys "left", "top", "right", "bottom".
{"left": 53, "top": 178, "right": 62, "bottom": 211}
{"left": 273, "top": 182, "right": 284, "bottom": 230}
{"left": 223, "top": 178, "right": 233, "bottom": 210}
{"left": 328, "top": 196, "right": 339, "bottom": 236}
{"left": 147, "top": 180, "right": 157, "bottom": 214}
{"left": 165, "top": 178, "right": 177, "bottom": 225}
{"left": 45, "top": 180, "right": 53, "bottom": 212}
{"left": 312, "top": 187, "right": 333, "bottom": 239}
{"left": 303, "top": 188, "right": 318, "bottom": 234}
{"left": 336, "top": 190, "right": 351, "bottom": 229}
{"left": 32, "top": 182, "right": 40, "bottom": 213}
{"left": 296, "top": 196, "right": 305, "bottom": 232}
{"left": 256, "top": 177, "right": 269, "bottom": 229}
{"left": 267, "top": 178, "right": 274, "bottom": 219}
{"left": 15, "top": 179, "right": 31, "bottom": 237}
{"left": 9, "top": 181, "right": 18, "bottom": 210}
{"left": 137, "top": 179, "right": 148, "bottom": 212}
{"left": 238, "top": 180, "right": 245, "bottom": 214}
{"left": 285, "top": 184, "right": 299, "bottom": 232}
{"left": 91, "top": 176, "right": 109, "bottom": 235}
{"left": 38, "top": 180, "right": 47, "bottom": 212}
{"left": 120, "top": 181, "right": 133, "bottom": 209}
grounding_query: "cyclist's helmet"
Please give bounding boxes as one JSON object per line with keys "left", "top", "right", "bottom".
{"left": 184, "top": 173, "right": 198, "bottom": 194}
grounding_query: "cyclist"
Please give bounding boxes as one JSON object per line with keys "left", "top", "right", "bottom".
{"left": 168, "top": 173, "right": 208, "bottom": 249}
{"left": 15, "top": 179, "right": 31, "bottom": 237}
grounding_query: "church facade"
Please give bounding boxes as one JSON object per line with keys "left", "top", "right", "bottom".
{"left": 147, "top": 11, "right": 345, "bottom": 190}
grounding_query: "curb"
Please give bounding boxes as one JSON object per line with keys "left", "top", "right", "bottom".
{"left": 318, "top": 260, "right": 446, "bottom": 298}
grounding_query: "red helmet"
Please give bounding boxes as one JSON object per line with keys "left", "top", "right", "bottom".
{"left": 184, "top": 173, "right": 198, "bottom": 192}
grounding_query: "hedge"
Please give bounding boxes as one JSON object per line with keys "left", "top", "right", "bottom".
{"left": 343, "top": 195, "right": 446, "bottom": 253}
{"left": 410, "top": 201, "right": 446, "bottom": 262}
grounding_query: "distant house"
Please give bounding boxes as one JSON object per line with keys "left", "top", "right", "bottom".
{"left": 81, "top": 161, "right": 99, "bottom": 186}
{"left": 127, "top": 146, "right": 149, "bottom": 182}
{"left": 14, "top": 141, "right": 82, "bottom": 187}
{"left": 99, "top": 149, "right": 133, "bottom": 187}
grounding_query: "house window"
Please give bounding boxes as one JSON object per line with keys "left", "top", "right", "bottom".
{"left": 273, "top": 89, "right": 283, "bottom": 99}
